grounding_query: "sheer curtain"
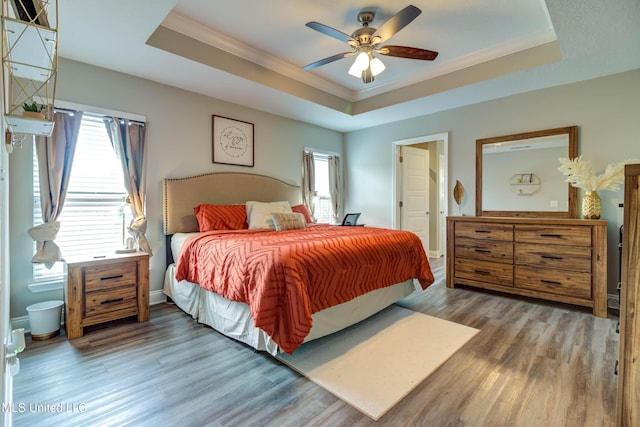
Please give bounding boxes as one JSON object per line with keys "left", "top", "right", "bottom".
{"left": 29, "top": 110, "right": 84, "bottom": 267}
{"left": 328, "top": 154, "right": 342, "bottom": 224}
{"left": 104, "top": 117, "right": 152, "bottom": 254}
{"left": 302, "top": 151, "right": 316, "bottom": 221}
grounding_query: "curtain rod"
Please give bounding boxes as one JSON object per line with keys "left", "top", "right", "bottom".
{"left": 53, "top": 108, "right": 146, "bottom": 126}
{"left": 54, "top": 100, "right": 147, "bottom": 123}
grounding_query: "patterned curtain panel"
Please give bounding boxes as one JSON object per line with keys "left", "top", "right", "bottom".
{"left": 104, "top": 117, "right": 152, "bottom": 255}
{"left": 29, "top": 110, "right": 84, "bottom": 267}
{"left": 302, "top": 151, "right": 316, "bottom": 221}
{"left": 328, "top": 155, "right": 342, "bottom": 224}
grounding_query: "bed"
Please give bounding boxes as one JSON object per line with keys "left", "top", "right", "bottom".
{"left": 163, "top": 172, "right": 434, "bottom": 354}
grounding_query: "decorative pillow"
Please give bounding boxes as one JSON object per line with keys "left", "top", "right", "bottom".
{"left": 291, "top": 204, "right": 313, "bottom": 223}
{"left": 272, "top": 212, "right": 307, "bottom": 231}
{"left": 194, "top": 204, "right": 247, "bottom": 231}
{"left": 245, "top": 201, "right": 292, "bottom": 229}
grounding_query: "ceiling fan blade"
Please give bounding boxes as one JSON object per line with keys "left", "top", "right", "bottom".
{"left": 306, "top": 22, "right": 357, "bottom": 45}
{"left": 377, "top": 45, "right": 439, "bottom": 60}
{"left": 303, "top": 52, "right": 354, "bottom": 70}
{"left": 372, "top": 5, "right": 421, "bottom": 44}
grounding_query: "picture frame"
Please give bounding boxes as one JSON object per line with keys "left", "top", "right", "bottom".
{"left": 212, "top": 115, "right": 254, "bottom": 167}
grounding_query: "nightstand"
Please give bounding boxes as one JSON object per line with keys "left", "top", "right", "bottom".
{"left": 65, "top": 252, "right": 150, "bottom": 339}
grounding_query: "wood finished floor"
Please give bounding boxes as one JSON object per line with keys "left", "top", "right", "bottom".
{"left": 12, "top": 257, "right": 619, "bottom": 427}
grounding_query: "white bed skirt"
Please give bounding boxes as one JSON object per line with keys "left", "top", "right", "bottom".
{"left": 164, "top": 264, "right": 417, "bottom": 355}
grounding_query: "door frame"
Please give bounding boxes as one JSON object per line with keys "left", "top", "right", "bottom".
{"left": 392, "top": 132, "right": 449, "bottom": 253}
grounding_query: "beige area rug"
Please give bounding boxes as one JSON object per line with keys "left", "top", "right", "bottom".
{"left": 276, "top": 305, "right": 479, "bottom": 420}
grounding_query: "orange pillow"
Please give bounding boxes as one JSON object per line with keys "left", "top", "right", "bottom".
{"left": 291, "top": 204, "right": 313, "bottom": 223}
{"left": 194, "top": 204, "right": 248, "bottom": 231}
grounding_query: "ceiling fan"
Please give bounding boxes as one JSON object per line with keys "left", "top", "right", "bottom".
{"left": 303, "top": 5, "right": 438, "bottom": 84}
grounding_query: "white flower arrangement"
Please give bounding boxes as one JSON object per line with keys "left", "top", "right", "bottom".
{"left": 558, "top": 156, "right": 635, "bottom": 192}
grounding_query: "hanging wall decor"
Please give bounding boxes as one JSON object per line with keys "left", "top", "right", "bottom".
{"left": 212, "top": 115, "right": 254, "bottom": 167}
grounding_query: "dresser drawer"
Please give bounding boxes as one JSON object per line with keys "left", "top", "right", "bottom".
{"left": 455, "top": 222, "right": 513, "bottom": 241}
{"left": 515, "top": 243, "right": 591, "bottom": 272}
{"left": 515, "top": 266, "right": 591, "bottom": 299}
{"left": 454, "top": 258, "right": 513, "bottom": 287}
{"left": 85, "top": 285, "right": 137, "bottom": 318}
{"left": 456, "top": 237, "right": 513, "bottom": 263}
{"left": 515, "top": 225, "right": 591, "bottom": 246}
{"left": 84, "top": 262, "right": 137, "bottom": 292}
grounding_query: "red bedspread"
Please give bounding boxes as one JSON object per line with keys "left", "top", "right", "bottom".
{"left": 175, "top": 224, "right": 434, "bottom": 353}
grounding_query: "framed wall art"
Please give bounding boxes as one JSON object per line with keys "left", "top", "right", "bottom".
{"left": 212, "top": 115, "right": 254, "bottom": 167}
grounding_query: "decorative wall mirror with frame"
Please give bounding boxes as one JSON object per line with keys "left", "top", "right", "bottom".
{"left": 476, "top": 126, "right": 578, "bottom": 218}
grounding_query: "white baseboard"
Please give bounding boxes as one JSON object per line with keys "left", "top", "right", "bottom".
{"left": 150, "top": 289, "right": 167, "bottom": 305}
{"left": 12, "top": 290, "right": 167, "bottom": 334}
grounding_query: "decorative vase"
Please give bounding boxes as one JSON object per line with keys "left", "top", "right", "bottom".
{"left": 453, "top": 180, "right": 465, "bottom": 215}
{"left": 582, "top": 190, "right": 602, "bottom": 219}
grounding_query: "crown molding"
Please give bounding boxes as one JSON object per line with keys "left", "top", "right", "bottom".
{"left": 162, "top": 11, "right": 356, "bottom": 101}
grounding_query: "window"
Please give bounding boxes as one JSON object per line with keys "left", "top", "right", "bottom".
{"left": 33, "top": 113, "right": 130, "bottom": 281}
{"left": 311, "top": 153, "right": 332, "bottom": 224}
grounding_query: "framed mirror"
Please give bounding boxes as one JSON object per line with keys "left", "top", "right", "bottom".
{"left": 476, "top": 126, "right": 578, "bottom": 218}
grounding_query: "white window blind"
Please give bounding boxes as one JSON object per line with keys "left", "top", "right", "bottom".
{"left": 33, "top": 113, "right": 130, "bottom": 281}
{"left": 312, "top": 153, "right": 332, "bottom": 224}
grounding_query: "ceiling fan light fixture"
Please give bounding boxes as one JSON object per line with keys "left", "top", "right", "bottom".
{"left": 304, "top": 5, "right": 438, "bottom": 84}
{"left": 362, "top": 66, "right": 374, "bottom": 83}
{"left": 370, "top": 57, "right": 385, "bottom": 76}
{"left": 348, "top": 51, "right": 370, "bottom": 77}
{"left": 348, "top": 61, "right": 364, "bottom": 78}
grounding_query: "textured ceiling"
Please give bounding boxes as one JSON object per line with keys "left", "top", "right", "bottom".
{"left": 58, "top": 0, "right": 640, "bottom": 132}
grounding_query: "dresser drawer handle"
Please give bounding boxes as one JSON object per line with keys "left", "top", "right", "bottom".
{"left": 474, "top": 249, "right": 491, "bottom": 253}
{"left": 475, "top": 230, "right": 491, "bottom": 233}
{"left": 101, "top": 274, "right": 124, "bottom": 281}
{"left": 474, "top": 270, "right": 491, "bottom": 275}
{"left": 541, "top": 279, "right": 562, "bottom": 286}
{"left": 101, "top": 298, "right": 124, "bottom": 305}
{"left": 540, "top": 233, "right": 562, "bottom": 238}
{"left": 541, "top": 255, "right": 563, "bottom": 260}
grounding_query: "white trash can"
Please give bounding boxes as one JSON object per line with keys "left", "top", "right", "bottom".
{"left": 27, "top": 300, "right": 64, "bottom": 340}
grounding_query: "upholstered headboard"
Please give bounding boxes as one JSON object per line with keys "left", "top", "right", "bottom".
{"left": 162, "top": 172, "right": 302, "bottom": 235}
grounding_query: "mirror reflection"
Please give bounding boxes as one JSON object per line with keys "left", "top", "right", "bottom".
{"left": 476, "top": 126, "right": 578, "bottom": 218}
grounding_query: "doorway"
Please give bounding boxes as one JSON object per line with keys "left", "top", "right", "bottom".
{"left": 392, "top": 132, "right": 449, "bottom": 258}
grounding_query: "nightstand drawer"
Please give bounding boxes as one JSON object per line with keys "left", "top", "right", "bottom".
{"left": 84, "top": 262, "right": 137, "bottom": 292}
{"left": 85, "top": 285, "right": 137, "bottom": 318}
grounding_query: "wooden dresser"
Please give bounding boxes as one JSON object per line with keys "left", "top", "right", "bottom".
{"left": 617, "top": 163, "right": 640, "bottom": 426}
{"left": 65, "top": 252, "right": 150, "bottom": 339}
{"left": 446, "top": 216, "right": 607, "bottom": 317}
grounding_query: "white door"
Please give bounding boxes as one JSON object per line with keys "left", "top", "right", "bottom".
{"left": 400, "top": 146, "right": 430, "bottom": 254}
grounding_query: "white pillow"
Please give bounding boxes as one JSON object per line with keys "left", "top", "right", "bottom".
{"left": 246, "top": 201, "right": 292, "bottom": 229}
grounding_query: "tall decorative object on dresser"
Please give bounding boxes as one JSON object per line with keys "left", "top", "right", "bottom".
{"left": 617, "top": 163, "right": 640, "bottom": 426}
{"left": 446, "top": 216, "right": 608, "bottom": 317}
{"left": 65, "top": 252, "right": 150, "bottom": 339}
